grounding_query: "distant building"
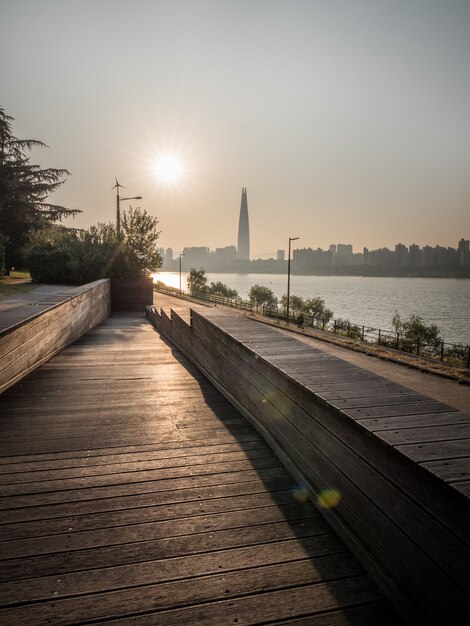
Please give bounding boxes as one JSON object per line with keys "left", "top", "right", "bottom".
{"left": 458, "top": 238, "right": 470, "bottom": 266}
{"left": 408, "top": 244, "right": 421, "bottom": 268}
{"left": 164, "top": 248, "right": 174, "bottom": 266}
{"left": 182, "top": 246, "right": 210, "bottom": 268}
{"left": 335, "top": 244, "right": 353, "bottom": 266}
{"left": 394, "top": 243, "right": 409, "bottom": 268}
{"left": 237, "top": 187, "right": 250, "bottom": 260}
{"left": 277, "top": 249, "right": 285, "bottom": 261}
{"left": 214, "top": 246, "right": 237, "bottom": 261}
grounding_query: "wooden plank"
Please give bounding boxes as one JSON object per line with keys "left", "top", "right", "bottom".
{"left": 269, "top": 603, "right": 402, "bottom": 626}
{"left": 0, "top": 476, "right": 294, "bottom": 525}
{"left": 0, "top": 537, "right": 349, "bottom": 606}
{"left": 331, "top": 394, "right": 433, "bottom": 409}
{"left": 0, "top": 440, "right": 270, "bottom": 475}
{"left": 357, "top": 412, "right": 469, "bottom": 432}
{"left": 344, "top": 402, "right": 456, "bottom": 419}
{"left": 0, "top": 562, "right": 369, "bottom": 626}
{"left": 0, "top": 489, "right": 300, "bottom": 540}
{"left": 0, "top": 448, "right": 278, "bottom": 484}
{"left": 396, "top": 439, "right": 470, "bottom": 462}
{"left": 0, "top": 466, "right": 290, "bottom": 511}
{"left": 421, "top": 457, "right": 470, "bottom": 483}
{"left": 0, "top": 519, "right": 333, "bottom": 583}
{"left": 377, "top": 423, "right": 470, "bottom": 445}
{"left": 91, "top": 576, "right": 388, "bottom": 626}
{"left": 0, "top": 502, "right": 324, "bottom": 559}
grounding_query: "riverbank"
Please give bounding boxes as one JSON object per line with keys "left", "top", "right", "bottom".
{"left": 154, "top": 286, "right": 470, "bottom": 387}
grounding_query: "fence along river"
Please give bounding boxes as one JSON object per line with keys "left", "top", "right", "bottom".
{"left": 155, "top": 272, "right": 470, "bottom": 346}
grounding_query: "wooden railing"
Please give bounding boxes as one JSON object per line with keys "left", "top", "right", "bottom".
{"left": 147, "top": 304, "right": 470, "bottom": 626}
{"left": 0, "top": 279, "right": 110, "bottom": 393}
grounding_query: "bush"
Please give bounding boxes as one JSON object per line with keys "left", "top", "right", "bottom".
{"left": 208, "top": 281, "right": 238, "bottom": 299}
{"left": 26, "top": 208, "right": 162, "bottom": 285}
{"left": 249, "top": 284, "right": 277, "bottom": 308}
{"left": 304, "top": 297, "right": 334, "bottom": 326}
{"left": 392, "top": 312, "right": 442, "bottom": 352}
{"left": 187, "top": 268, "right": 208, "bottom": 294}
{"left": 27, "top": 244, "right": 71, "bottom": 283}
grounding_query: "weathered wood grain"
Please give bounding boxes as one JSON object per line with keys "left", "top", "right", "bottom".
{"left": 0, "top": 312, "right": 400, "bottom": 625}
{"left": 147, "top": 304, "right": 470, "bottom": 626}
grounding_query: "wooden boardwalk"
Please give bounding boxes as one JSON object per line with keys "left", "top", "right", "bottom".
{"left": 149, "top": 294, "right": 470, "bottom": 626}
{"left": 0, "top": 313, "right": 403, "bottom": 625}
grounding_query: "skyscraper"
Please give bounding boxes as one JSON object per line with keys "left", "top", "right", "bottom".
{"left": 237, "top": 187, "right": 250, "bottom": 260}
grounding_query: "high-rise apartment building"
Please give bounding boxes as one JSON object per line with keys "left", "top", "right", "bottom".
{"left": 237, "top": 187, "right": 250, "bottom": 260}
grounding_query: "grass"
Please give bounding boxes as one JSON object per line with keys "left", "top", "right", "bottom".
{"left": 0, "top": 270, "right": 34, "bottom": 295}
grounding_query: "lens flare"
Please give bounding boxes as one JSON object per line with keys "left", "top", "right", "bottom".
{"left": 292, "top": 485, "right": 310, "bottom": 502}
{"left": 316, "top": 488, "right": 341, "bottom": 509}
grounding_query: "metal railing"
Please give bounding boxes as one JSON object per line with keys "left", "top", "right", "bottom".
{"left": 154, "top": 285, "right": 470, "bottom": 370}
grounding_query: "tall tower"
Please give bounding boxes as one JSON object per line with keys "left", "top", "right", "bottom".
{"left": 237, "top": 187, "right": 250, "bottom": 260}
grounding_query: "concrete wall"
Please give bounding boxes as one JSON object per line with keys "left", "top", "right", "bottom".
{"left": 0, "top": 279, "right": 110, "bottom": 394}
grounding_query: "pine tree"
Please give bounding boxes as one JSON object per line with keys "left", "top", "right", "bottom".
{"left": 0, "top": 106, "right": 80, "bottom": 273}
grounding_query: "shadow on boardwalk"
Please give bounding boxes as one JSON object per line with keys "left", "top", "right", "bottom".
{"left": 0, "top": 313, "right": 403, "bottom": 625}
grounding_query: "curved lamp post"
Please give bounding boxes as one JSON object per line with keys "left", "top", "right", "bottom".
{"left": 112, "top": 178, "right": 142, "bottom": 240}
{"left": 286, "top": 236, "right": 299, "bottom": 325}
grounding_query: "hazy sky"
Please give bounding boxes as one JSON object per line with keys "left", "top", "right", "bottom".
{"left": 1, "top": 0, "right": 469, "bottom": 257}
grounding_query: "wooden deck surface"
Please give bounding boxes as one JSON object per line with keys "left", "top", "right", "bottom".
{"left": 200, "top": 309, "right": 470, "bottom": 498}
{"left": 0, "top": 313, "right": 403, "bottom": 625}
{"left": 0, "top": 285, "right": 86, "bottom": 333}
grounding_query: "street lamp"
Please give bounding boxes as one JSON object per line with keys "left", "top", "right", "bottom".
{"left": 286, "top": 236, "right": 299, "bottom": 325}
{"left": 112, "top": 178, "right": 142, "bottom": 240}
{"left": 179, "top": 253, "right": 185, "bottom": 294}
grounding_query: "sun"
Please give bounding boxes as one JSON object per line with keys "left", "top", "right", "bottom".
{"left": 153, "top": 154, "right": 184, "bottom": 184}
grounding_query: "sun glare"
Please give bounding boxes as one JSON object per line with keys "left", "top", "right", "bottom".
{"left": 153, "top": 154, "right": 184, "bottom": 185}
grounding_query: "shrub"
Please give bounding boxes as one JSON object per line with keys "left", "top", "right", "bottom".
{"left": 392, "top": 312, "right": 442, "bottom": 352}
{"left": 26, "top": 208, "right": 162, "bottom": 285}
{"left": 187, "top": 268, "right": 208, "bottom": 294}
{"left": 208, "top": 281, "right": 238, "bottom": 299}
{"left": 248, "top": 284, "right": 277, "bottom": 308}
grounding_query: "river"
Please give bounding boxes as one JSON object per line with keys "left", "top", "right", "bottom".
{"left": 153, "top": 272, "right": 470, "bottom": 345}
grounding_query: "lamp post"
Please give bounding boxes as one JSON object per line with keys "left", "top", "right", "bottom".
{"left": 112, "top": 178, "right": 142, "bottom": 240}
{"left": 179, "top": 253, "right": 185, "bottom": 294}
{"left": 286, "top": 236, "right": 299, "bottom": 325}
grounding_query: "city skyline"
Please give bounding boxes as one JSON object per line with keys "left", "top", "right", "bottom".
{"left": 164, "top": 235, "right": 470, "bottom": 268}
{"left": 1, "top": 1, "right": 469, "bottom": 255}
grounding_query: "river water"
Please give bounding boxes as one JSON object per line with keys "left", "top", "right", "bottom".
{"left": 154, "top": 272, "right": 470, "bottom": 345}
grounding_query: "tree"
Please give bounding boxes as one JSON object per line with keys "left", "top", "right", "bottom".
{"left": 27, "top": 207, "right": 162, "bottom": 284}
{"left": 0, "top": 107, "right": 80, "bottom": 273}
{"left": 248, "top": 284, "right": 277, "bottom": 308}
{"left": 280, "top": 294, "right": 305, "bottom": 313}
{"left": 304, "top": 297, "right": 334, "bottom": 325}
{"left": 0, "top": 232, "right": 7, "bottom": 276}
{"left": 121, "top": 206, "right": 162, "bottom": 274}
{"left": 187, "top": 268, "right": 207, "bottom": 294}
{"left": 392, "top": 312, "right": 442, "bottom": 351}
{"left": 208, "top": 281, "right": 238, "bottom": 299}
